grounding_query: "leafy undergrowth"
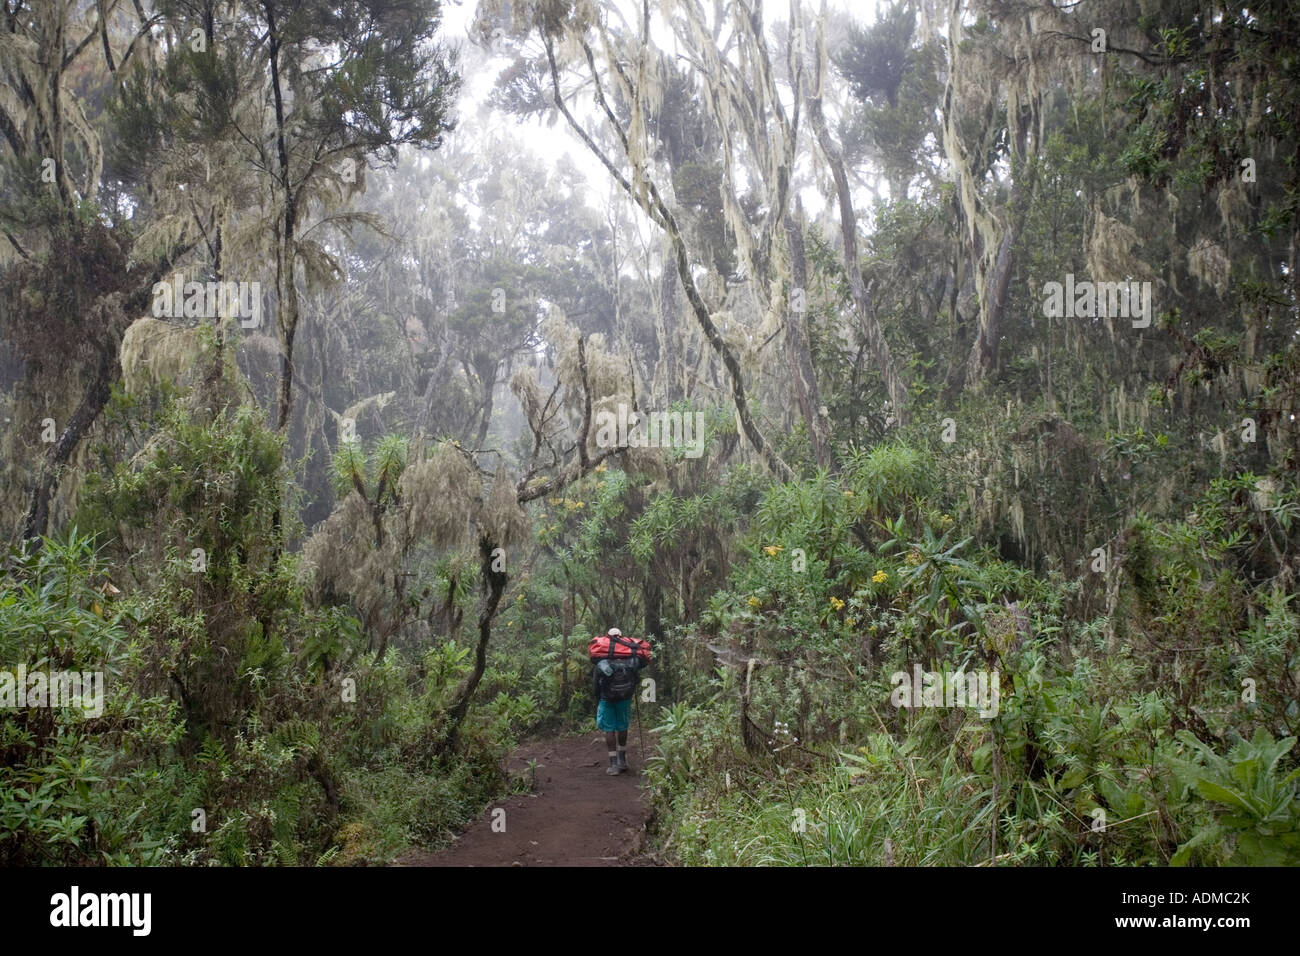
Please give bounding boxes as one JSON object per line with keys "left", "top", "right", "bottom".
{"left": 643, "top": 443, "right": 1300, "bottom": 866}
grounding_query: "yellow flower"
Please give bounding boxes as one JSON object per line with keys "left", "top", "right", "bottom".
{"left": 594, "top": 463, "right": 607, "bottom": 473}
{"left": 905, "top": 549, "right": 923, "bottom": 566}
{"left": 763, "top": 545, "right": 783, "bottom": 556}
{"left": 829, "top": 596, "right": 845, "bottom": 611}
{"left": 872, "top": 570, "right": 888, "bottom": 584}
{"left": 846, "top": 618, "right": 857, "bottom": 627}
{"left": 747, "top": 596, "right": 762, "bottom": 608}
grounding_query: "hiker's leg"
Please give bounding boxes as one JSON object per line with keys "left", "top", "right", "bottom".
{"left": 599, "top": 702, "right": 620, "bottom": 773}
{"left": 616, "top": 713, "right": 629, "bottom": 769}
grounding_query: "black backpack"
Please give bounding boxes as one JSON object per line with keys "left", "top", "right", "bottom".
{"left": 594, "top": 637, "right": 641, "bottom": 701}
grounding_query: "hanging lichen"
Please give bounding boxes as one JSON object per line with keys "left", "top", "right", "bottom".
{"left": 479, "top": 464, "right": 530, "bottom": 549}
{"left": 120, "top": 318, "right": 204, "bottom": 394}
{"left": 1187, "top": 238, "right": 1232, "bottom": 295}
{"left": 400, "top": 442, "right": 483, "bottom": 550}
{"left": 1087, "top": 206, "right": 1152, "bottom": 282}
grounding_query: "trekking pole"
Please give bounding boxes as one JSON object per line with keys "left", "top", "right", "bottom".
{"left": 635, "top": 690, "right": 646, "bottom": 757}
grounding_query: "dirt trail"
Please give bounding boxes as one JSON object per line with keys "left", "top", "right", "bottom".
{"left": 397, "top": 724, "right": 659, "bottom": 867}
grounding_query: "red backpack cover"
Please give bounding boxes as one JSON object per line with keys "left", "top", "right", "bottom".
{"left": 589, "top": 633, "right": 651, "bottom": 663}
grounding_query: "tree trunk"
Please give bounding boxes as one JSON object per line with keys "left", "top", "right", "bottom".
{"left": 966, "top": 226, "right": 1015, "bottom": 384}
{"left": 412, "top": 327, "right": 451, "bottom": 449}
{"left": 266, "top": 17, "right": 299, "bottom": 435}
{"left": 473, "top": 376, "right": 495, "bottom": 451}
{"left": 545, "top": 35, "right": 795, "bottom": 483}
{"left": 275, "top": 269, "right": 298, "bottom": 433}
{"left": 439, "top": 536, "right": 508, "bottom": 750}
{"left": 21, "top": 338, "right": 115, "bottom": 543}
{"left": 806, "top": 20, "right": 908, "bottom": 424}
{"left": 784, "top": 199, "right": 830, "bottom": 467}
{"left": 560, "top": 591, "right": 572, "bottom": 710}
{"left": 965, "top": 156, "right": 1036, "bottom": 386}
{"left": 19, "top": 270, "right": 173, "bottom": 545}
{"left": 656, "top": 238, "right": 681, "bottom": 403}
{"left": 643, "top": 576, "right": 667, "bottom": 701}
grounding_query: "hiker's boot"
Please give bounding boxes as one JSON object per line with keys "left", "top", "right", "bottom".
{"left": 616, "top": 748, "right": 629, "bottom": 772}
{"left": 606, "top": 753, "right": 620, "bottom": 775}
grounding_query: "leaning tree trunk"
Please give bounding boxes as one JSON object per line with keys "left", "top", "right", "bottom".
{"left": 544, "top": 35, "right": 795, "bottom": 484}
{"left": 21, "top": 271, "right": 176, "bottom": 545}
{"left": 21, "top": 335, "right": 116, "bottom": 543}
{"left": 438, "top": 536, "right": 508, "bottom": 751}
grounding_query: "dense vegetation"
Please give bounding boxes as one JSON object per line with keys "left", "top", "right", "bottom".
{"left": 1, "top": 0, "right": 1296, "bottom": 866}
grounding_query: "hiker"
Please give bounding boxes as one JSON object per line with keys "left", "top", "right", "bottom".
{"left": 589, "top": 627, "right": 651, "bottom": 775}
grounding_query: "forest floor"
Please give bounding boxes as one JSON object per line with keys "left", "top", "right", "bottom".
{"left": 396, "top": 723, "right": 661, "bottom": 867}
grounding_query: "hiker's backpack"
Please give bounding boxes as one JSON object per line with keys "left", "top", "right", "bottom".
{"left": 589, "top": 634, "right": 650, "bottom": 701}
{"left": 588, "top": 634, "right": 651, "bottom": 664}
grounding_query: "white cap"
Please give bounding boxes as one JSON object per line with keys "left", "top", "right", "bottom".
{"left": 608, "top": 627, "right": 622, "bottom": 637}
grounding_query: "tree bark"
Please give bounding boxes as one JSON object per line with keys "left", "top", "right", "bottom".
{"left": 20, "top": 255, "right": 190, "bottom": 545}
{"left": 966, "top": 226, "right": 1015, "bottom": 384}
{"left": 965, "top": 157, "right": 1036, "bottom": 386}
{"left": 266, "top": 6, "right": 299, "bottom": 435}
{"left": 21, "top": 337, "right": 115, "bottom": 543}
{"left": 439, "top": 536, "right": 508, "bottom": 750}
{"left": 545, "top": 35, "right": 795, "bottom": 483}
{"left": 560, "top": 590, "right": 573, "bottom": 709}
{"left": 412, "top": 327, "right": 451, "bottom": 449}
{"left": 656, "top": 237, "right": 681, "bottom": 403}
{"left": 643, "top": 576, "right": 667, "bottom": 700}
{"left": 473, "top": 374, "right": 495, "bottom": 452}
{"left": 784, "top": 199, "right": 830, "bottom": 467}
{"left": 806, "top": 15, "right": 908, "bottom": 423}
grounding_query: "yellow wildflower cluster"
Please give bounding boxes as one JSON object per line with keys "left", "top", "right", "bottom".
{"left": 829, "top": 596, "right": 845, "bottom": 611}
{"left": 747, "top": 596, "right": 762, "bottom": 608}
{"left": 872, "top": 570, "right": 889, "bottom": 584}
{"left": 763, "top": 545, "right": 784, "bottom": 556}
{"left": 544, "top": 497, "right": 586, "bottom": 512}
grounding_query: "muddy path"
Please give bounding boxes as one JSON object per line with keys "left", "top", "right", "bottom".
{"left": 396, "top": 724, "right": 660, "bottom": 867}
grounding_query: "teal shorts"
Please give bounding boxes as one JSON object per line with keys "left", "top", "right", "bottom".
{"left": 596, "top": 698, "right": 632, "bottom": 732}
